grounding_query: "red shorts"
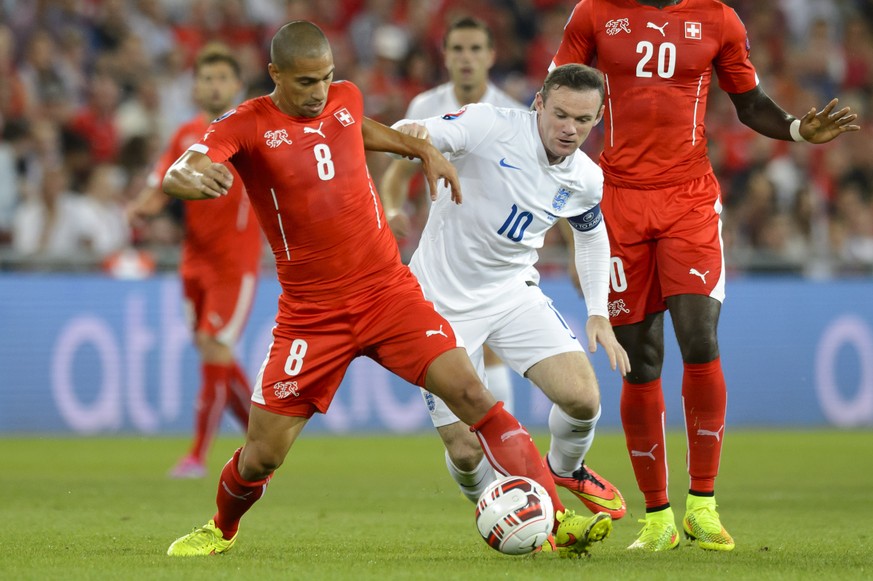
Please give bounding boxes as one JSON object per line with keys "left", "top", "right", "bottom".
{"left": 182, "top": 270, "right": 257, "bottom": 346}
{"left": 602, "top": 172, "right": 725, "bottom": 326}
{"left": 251, "top": 266, "right": 459, "bottom": 418}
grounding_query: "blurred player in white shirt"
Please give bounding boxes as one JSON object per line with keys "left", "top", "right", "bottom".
{"left": 380, "top": 16, "right": 524, "bottom": 438}
{"left": 395, "top": 64, "right": 631, "bottom": 522}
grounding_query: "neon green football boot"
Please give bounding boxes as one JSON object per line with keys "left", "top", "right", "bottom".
{"left": 167, "top": 519, "right": 237, "bottom": 556}
{"left": 627, "top": 507, "right": 680, "bottom": 551}
{"left": 554, "top": 509, "right": 612, "bottom": 558}
{"left": 683, "top": 495, "right": 735, "bottom": 551}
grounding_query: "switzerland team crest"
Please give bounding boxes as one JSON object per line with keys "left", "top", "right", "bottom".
{"left": 685, "top": 22, "right": 702, "bottom": 39}
{"left": 335, "top": 108, "right": 355, "bottom": 126}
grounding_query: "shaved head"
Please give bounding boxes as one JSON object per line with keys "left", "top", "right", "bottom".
{"left": 270, "top": 21, "right": 331, "bottom": 70}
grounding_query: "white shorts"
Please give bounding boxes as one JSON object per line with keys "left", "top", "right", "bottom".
{"left": 421, "top": 282, "right": 584, "bottom": 427}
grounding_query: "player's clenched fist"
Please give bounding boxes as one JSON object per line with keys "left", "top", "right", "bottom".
{"left": 199, "top": 163, "right": 234, "bottom": 198}
{"left": 395, "top": 123, "right": 429, "bottom": 141}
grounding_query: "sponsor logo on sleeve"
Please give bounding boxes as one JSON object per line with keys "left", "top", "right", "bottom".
{"left": 213, "top": 109, "right": 237, "bottom": 122}
{"left": 441, "top": 106, "right": 468, "bottom": 120}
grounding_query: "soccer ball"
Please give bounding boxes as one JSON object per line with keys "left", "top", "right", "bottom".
{"left": 475, "top": 475, "right": 554, "bottom": 555}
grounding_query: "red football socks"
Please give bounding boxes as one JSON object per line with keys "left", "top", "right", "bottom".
{"left": 213, "top": 447, "right": 272, "bottom": 539}
{"left": 682, "top": 358, "right": 727, "bottom": 494}
{"left": 225, "top": 362, "right": 252, "bottom": 429}
{"left": 189, "top": 363, "right": 230, "bottom": 461}
{"left": 621, "top": 379, "right": 669, "bottom": 509}
{"left": 470, "top": 402, "right": 566, "bottom": 515}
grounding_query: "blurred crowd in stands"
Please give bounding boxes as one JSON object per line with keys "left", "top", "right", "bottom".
{"left": 0, "top": 0, "right": 870, "bottom": 277}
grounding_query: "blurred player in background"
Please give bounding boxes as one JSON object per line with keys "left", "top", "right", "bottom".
{"left": 163, "top": 21, "right": 610, "bottom": 558}
{"left": 394, "top": 64, "right": 630, "bottom": 529}
{"left": 552, "top": 0, "right": 860, "bottom": 552}
{"left": 128, "top": 45, "right": 262, "bottom": 479}
{"left": 379, "top": 15, "right": 528, "bottom": 500}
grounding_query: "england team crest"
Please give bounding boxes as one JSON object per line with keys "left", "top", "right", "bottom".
{"left": 552, "top": 187, "right": 572, "bottom": 211}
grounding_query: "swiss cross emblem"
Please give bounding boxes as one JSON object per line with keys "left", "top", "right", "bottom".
{"left": 685, "top": 21, "right": 702, "bottom": 39}
{"left": 334, "top": 108, "right": 355, "bottom": 126}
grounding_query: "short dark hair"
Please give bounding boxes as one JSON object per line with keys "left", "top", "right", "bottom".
{"left": 443, "top": 16, "right": 493, "bottom": 49}
{"left": 194, "top": 43, "right": 241, "bottom": 78}
{"left": 541, "top": 64, "right": 605, "bottom": 105}
{"left": 270, "top": 20, "right": 330, "bottom": 70}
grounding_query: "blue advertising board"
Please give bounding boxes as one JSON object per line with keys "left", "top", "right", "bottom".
{"left": 1, "top": 273, "right": 871, "bottom": 433}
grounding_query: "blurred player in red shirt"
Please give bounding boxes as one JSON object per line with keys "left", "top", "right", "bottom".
{"left": 164, "top": 21, "right": 609, "bottom": 558}
{"left": 552, "top": 0, "right": 859, "bottom": 552}
{"left": 128, "top": 45, "right": 262, "bottom": 479}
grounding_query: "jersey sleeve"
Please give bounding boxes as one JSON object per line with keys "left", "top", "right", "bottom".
{"left": 188, "top": 109, "right": 245, "bottom": 163}
{"left": 571, "top": 217, "right": 609, "bottom": 319}
{"left": 551, "top": 0, "right": 596, "bottom": 68}
{"left": 714, "top": 6, "right": 759, "bottom": 94}
{"left": 405, "top": 103, "right": 498, "bottom": 159}
{"left": 406, "top": 92, "right": 434, "bottom": 119}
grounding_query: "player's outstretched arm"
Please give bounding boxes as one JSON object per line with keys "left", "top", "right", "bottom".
{"left": 163, "top": 150, "right": 233, "bottom": 201}
{"left": 362, "top": 117, "right": 462, "bottom": 204}
{"left": 729, "top": 86, "right": 860, "bottom": 143}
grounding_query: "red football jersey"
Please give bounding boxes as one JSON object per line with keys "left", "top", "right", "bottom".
{"left": 151, "top": 115, "right": 261, "bottom": 278}
{"left": 553, "top": 0, "right": 759, "bottom": 188}
{"left": 190, "top": 81, "right": 401, "bottom": 302}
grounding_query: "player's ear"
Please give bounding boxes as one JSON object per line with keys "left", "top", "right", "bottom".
{"left": 267, "top": 62, "right": 280, "bottom": 85}
{"left": 595, "top": 104, "right": 605, "bottom": 125}
{"left": 534, "top": 92, "right": 545, "bottom": 112}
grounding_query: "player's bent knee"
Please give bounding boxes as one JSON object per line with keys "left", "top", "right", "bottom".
{"left": 239, "top": 445, "right": 283, "bottom": 481}
{"left": 559, "top": 395, "right": 601, "bottom": 420}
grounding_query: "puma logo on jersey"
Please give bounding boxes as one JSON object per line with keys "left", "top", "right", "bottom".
{"left": 303, "top": 122, "right": 326, "bottom": 138}
{"left": 631, "top": 444, "right": 658, "bottom": 461}
{"left": 697, "top": 425, "right": 724, "bottom": 442}
{"left": 605, "top": 18, "right": 631, "bottom": 35}
{"left": 647, "top": 22, "right": 668, "bottom": 36}
{"left": 425, "top": 325, "right": 448, "bottom": 338}
{"left": 689, "top": 268, "right": 710, "bottom": 284}
{"left": 264, "top": 129, "right": 293, "bottom": 148}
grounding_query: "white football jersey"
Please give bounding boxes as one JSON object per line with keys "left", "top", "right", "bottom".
{"left": 405, "top": 103, "right": 605, "bottom": 317}
{"left": 406, "top": 82, "right": 525, "bottom": 119}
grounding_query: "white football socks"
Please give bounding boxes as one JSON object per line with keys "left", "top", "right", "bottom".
{"left": 484, "top": 363, "right": 514, "bottom": 415}
{"left": 445, "top": 450, "right": 496, "bottom": 503}
{"left": 547, "top": 403, "right": 602, "bottom": 476}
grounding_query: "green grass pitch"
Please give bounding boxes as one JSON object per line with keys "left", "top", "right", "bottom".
{"left": 2, "top": 430, "right": 871, "bottom": 580}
